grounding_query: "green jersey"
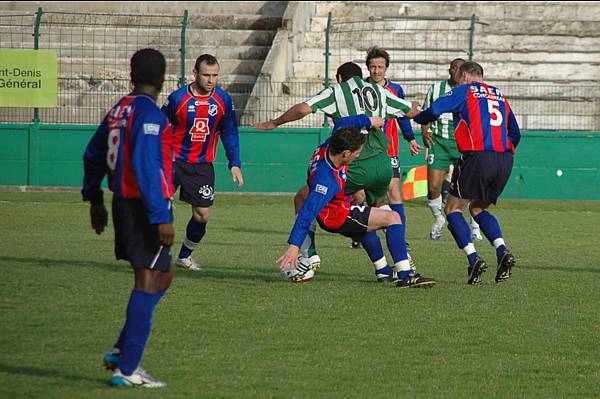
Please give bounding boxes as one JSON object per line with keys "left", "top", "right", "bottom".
{"left": 304, "top": 76, "right": 412, "bottom": 161}
{"left": 423, "top": 79, "right": 455, "bottom": 140}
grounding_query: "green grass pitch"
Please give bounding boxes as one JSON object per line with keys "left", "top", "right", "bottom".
{"left": 1, "top": 192, "right": 599, "bottom": 398}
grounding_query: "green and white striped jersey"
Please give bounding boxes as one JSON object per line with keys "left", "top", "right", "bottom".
{"left": 304, "top": 76, "right": 412, "bottom": 161}
{"left": 423, "top": 79, "right": 455, "bottom": 140}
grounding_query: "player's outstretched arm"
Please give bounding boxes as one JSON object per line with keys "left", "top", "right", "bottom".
{"left": 252, "top": 103, "right": 312, "bottom": 130}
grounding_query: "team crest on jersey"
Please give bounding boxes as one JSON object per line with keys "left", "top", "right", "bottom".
{"left": 189, "top": 118, "right": 210, "bottom": 141}
{"left": 208, "top": 104, "right": 218, "bottom": 116}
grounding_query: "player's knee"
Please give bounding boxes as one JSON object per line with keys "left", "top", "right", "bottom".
{"left": 192, "top": 208, "right": 210, "bottom": 223}
{"left": 386, "top": 210, "right": 402, "bottom": 226}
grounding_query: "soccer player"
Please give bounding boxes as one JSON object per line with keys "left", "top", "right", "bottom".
{"left": 82, "top": 48, "right": 173, "bottom": 387}
{"left": 421, "top": 58, "right": 482, "bottom": 241}
{"left": 354, "top": 46, "right": 423, "bottom": 249}
{"left": 255, "top": 62, "right": 433, "bottom": 286}
{"left": 162, "top": 54, "right": 243, "bottom": 271}
{"left": 414, "top": 61, "right": 521, "bottom": 285}
{"left": 278, "top": 122, "right": 435, "bottom": 288}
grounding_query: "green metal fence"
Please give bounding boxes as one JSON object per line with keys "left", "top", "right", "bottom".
{"left": 1, "top": 8, "right": 599, "bottom": 131}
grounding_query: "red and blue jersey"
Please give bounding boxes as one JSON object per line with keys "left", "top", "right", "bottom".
{"left": 416, "top": 81, "right": 521, "bottom": 153}
{"left": 382, "top": 80, "right": 414, "bottom": 157}
{"left": 83, "top": 94, "right": 174, "bottom": 224}
{"left": 161, "top": 85, "right": 241, "bottom": 168}
{"left": 288, "top": 141, "right": 351, "bottom": 247}
{"left": 288, "top": 114, "right": 372, "bottom": 248}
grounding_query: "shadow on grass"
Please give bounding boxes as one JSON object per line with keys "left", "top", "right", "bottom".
{"left": 0, "top": 363, "right": 106, "bottom": 385}
{"left": 0, "top": 256, "right": 130, "bottom": 275}
{"left": 0, "top": 256, "right": 380, "bottom": 285}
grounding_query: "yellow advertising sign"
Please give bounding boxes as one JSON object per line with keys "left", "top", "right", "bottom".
{"left": 0, "top": 49, "right": 57, "bottom": 107}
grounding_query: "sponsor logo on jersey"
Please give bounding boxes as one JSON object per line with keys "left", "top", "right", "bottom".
{"left": 189, "top": 118, "right": 210, "bottom": 141}
{"left": 143, "top": 123, "right": 160, "bottom": 135}
{"left": 188, "top": 105, "right": 196, "bottom": 113}
{"left": 315, "top": 184, "right": 328, "bottom": 195}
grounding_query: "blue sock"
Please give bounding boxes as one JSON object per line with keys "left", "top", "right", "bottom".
{"left": 179, "top": 218, "right": 207, "bottom": 259}
{"left": 390, "top": 203, "right": 406, "bottom": 226}
{"left": 114, "top": 290, "right": 136, "bottom": 351}
{"left": 474, "top": 211, "right": 507, "bottom": 260}
{"left": 385, "top": 224, "right": 412, "bottom": 278}
{"left": 447, "top": 212, "right": 478, "bottom": 267}
{"left": 361, "top": 231, "right": 391, "bottom": 277}
{"left": 119, "top": 289, "right": 161, "bottom": 376}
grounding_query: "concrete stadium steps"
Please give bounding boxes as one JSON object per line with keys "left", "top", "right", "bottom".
{"left": 3, "top": 1, "right": 289, "bottom": 17}
{"left": 1, "top": 1, "right": 285, "bottom": 123}
{"left": 300, "top": 47, "right": 595, "bottom": 66}
{"left": 37, "top": 43, "right": 271, "bottom": 62}
{"left": 54, "top": 58, "right": 265, "bottom": 80}
{"left": 314, "top": 1, "right": 600, "bottom": 21}
{"left": 292, "top": 59, "right": 600, "bottom": 82}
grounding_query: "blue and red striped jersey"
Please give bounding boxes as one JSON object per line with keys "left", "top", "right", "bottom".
{"left": 288, "top": 141, "right": 351, "bottom": 247}
{"left": 83, "top": 94, "right": 174, "bottom": 224}
{"left": 383, "top": 80, "right": 414, "bottom": 157}
{"left": 288, "top": 114, "right": 372, "bottom": 248}
{"left": 422, "top": 81, "right": 521, "bottom": 153}
{"left": 161, "top": 85, "right": 241, "bottom": 168}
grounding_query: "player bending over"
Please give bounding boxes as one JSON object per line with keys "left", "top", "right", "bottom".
{"left": 278, "top": 122, "right": 435, "bottom": 288}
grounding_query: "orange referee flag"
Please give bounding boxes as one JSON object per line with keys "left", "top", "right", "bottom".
{"left": 401, "top": 165, "right": 428, "bottom": 200}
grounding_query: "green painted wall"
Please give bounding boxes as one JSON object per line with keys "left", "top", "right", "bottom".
{"left": 0, "top": 124, "right": 599, "bottom": 200}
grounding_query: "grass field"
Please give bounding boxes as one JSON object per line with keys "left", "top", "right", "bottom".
{"left": 1, "top": 192, "right": 599, "bottom": 398}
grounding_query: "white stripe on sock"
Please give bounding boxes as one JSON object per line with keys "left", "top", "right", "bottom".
{"left": 183, "top": 237, "right": 199, "bottom": 250}
{"left": 493, "top": 238, "right": 505, "bottom": 249}
{"left": 373, "top": 257, "right": 388, "bottom": 271}
{"left": 394, "top": 260, "right": 412, "bottom": 272}
{"left": 462, "top": 243, "right": 476, "bottom": 256}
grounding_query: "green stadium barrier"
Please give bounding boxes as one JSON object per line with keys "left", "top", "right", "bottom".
{"left": 0, "top": 124, "right": 599, "bottom": 200}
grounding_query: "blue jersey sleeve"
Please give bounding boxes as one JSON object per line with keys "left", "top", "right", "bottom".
{"left": 415, "top": 85, "right": 467, "bottom": 125}
{"left": 131, "top": 102, "right": 173, "bottom": 224}
{"left": 507, "top": 109, "right": 521, "bottom": 149}
{"left": 219, "top": 94, "right": 242, "bottom": 168}
{"left": 288, "top": 168, "right": 340, "bottom": 248}
{"left": 332, "top": 114, "right": 372, "bottom": 132}
{"left": 82, "top": 114, "right": 109, "bottom": 205}
{"left": 161, "top": 91, "right": 178, "bottom": 125}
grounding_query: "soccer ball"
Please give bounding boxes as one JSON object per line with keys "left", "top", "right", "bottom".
{"left": 281, "top": 256, "right": 315, "bottom": 283}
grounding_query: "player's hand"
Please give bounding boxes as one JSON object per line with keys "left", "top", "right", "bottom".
{"left": 157, "top": 223, "right": 175, "bottom": 247}
{"left": 231, "top": 166, "right": 244, "bottom": 188}
{"left": 252, "top": 120, "right": 277, "bottom": 130}
{"left": 408, "top": 139, "right": 423, "bottom": 156}
{"left": 422, "top": 129, "right": 433, "bottom": 148}
{"left": 369, "top": 116, "right": 385, "bottom": 130}
{"left": 277, "top": 245, "right": 300, "bottom": 272}
{"left": 90, "top": 204, "right": 108, "bottom": 235}
{"left": 407, "top": 101, "right": 421, "bottom": 119}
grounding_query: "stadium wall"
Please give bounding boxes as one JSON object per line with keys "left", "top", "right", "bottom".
{"left": 0, "top": 124, "right": 599, "bottom": 200}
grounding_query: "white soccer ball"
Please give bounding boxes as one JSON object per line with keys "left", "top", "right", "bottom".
{"left": 281, "top": 256, "right": 315, "bottom": 283}
{"left": 282, "top": 268, "right": 315, "bottom": 283}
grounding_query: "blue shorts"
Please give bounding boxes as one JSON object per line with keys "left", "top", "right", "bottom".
{"left": 450, "top": 151, "right": 513, "bottom": 204}
{"left": 173, "top": 159, "right": 215, "bottom": 208}
{"left": 319, "top": 205, "right": 371, "bottom": 242}
{"left": 112, "top": 198, "right": 172, "bottom": 272}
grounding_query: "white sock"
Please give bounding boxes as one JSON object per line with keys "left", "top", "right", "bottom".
{"left": 427, "top": 196, "right": 444, "bottom": 223}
